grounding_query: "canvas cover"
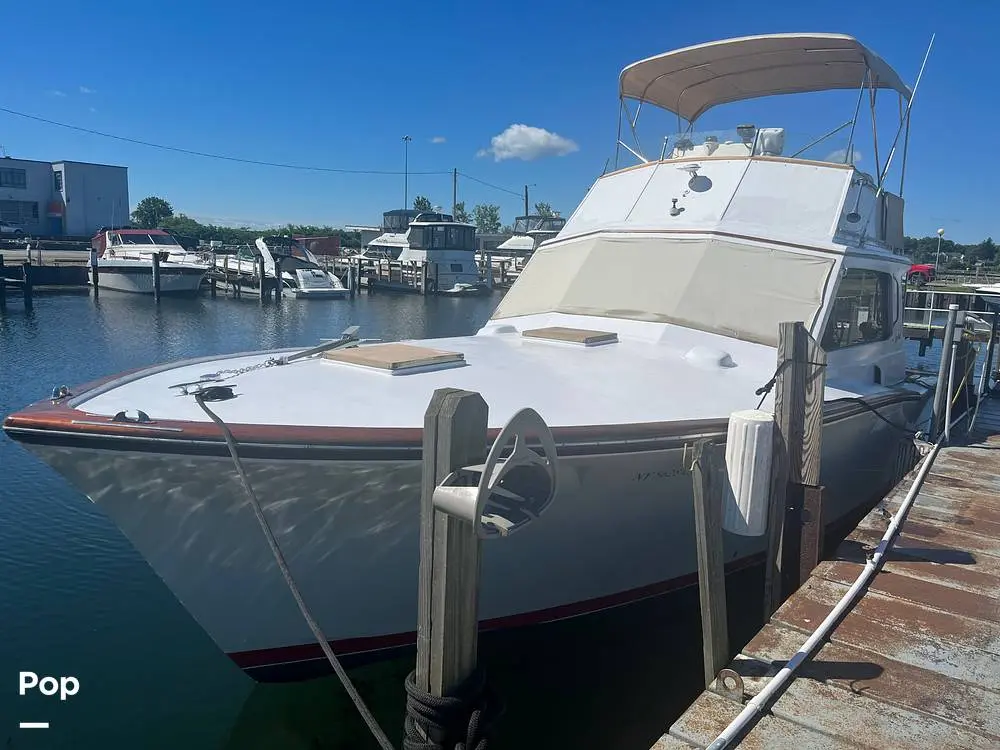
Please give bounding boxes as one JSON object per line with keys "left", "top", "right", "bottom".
{"left": 620, "top": 33, "right": 911, "bottom": 122}
{"left": 490, "top": 234, "right": 835, "bottom": 347}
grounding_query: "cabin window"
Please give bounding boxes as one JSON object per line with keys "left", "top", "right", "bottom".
{"left": 450, "top": 263, "right": 463, "bottom": 272}
{"left": 821, "top": 268, "right": 892, "bottom": 350}
{"left": 54, "top": 171, "right": 64, "bottom": 191}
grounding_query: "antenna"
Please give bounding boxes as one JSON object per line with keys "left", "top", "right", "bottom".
{"left": 859, "top": 33, "right": 935, "bottom": 241}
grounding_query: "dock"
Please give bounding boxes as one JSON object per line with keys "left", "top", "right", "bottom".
{"left": 659, "top": 395, "right": 1000, "bottom": 749}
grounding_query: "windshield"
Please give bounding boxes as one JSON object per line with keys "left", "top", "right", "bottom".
{"left": 112, "top": 233, "right": 180, "bottom": 246}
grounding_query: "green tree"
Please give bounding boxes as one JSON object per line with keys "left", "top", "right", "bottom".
{"left": 534, "top": 202, "right": 554, "bottom": 217}
{"left": 453, "top": 201, "right": 470, "bottom": 223}
{"left": 472, "top": 203, "right": 501, "bottom": 233}
{"left": 974, "top": 237, "right": 997, "bottom": 263}
{"left": 131, "top": 196, "right": 174, "bottom": 228}
{"left": 413, "top": 195, "right": 433, "bottom": 211}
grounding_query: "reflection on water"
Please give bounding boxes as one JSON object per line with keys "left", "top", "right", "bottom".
{"left": 0, "top": 290, "right": 948, "bottom": 749}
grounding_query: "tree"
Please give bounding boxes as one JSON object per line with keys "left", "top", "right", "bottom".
{"left": 131, "top": 196, "right": 174, "bottom": 228}
{"left": 413, "top": 195, "right": 432, "bottom": 211}
{"left": 472, "top": 203, "right": 501, "bottom": 233}
{"left": 453, "top": 201, "right": 470, "bottom": 223}
{"left": 534, "top": 201, "right": 554, "bottom": 217}
{"left": 974, "top": 237, "right": 997, "bottom": 263}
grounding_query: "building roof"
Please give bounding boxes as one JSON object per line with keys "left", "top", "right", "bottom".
{"left": 619, "top": 33, "right": 911, "bottom": 122}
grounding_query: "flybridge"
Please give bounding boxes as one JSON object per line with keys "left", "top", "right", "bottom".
{"left": 606, "top": 32, "right": 934, "bottom": 253}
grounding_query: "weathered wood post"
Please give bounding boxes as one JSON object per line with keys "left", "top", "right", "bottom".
{"left": 763, "top": 321, "right": 826, "bottom": 617}
{"left": 0, "top": 253, "right": 6, "bottom": 306}
{"left": 209, "top": 251, "right": 217, "bottom": 298}
{"left": 416, "top": 389, "right": 488, "bottom": 707}
{"left": 151, "top": 252, "right": 161, "bottom": 302}
{"left": 89, "top": 249, "right": 100, "bottom": 296}
{"left": 421, "top": 261, "right": 429, "bottom": 296}
{"left": 931, "top": 304, "right": 961, "bottom": 440}
{"left": 21, "top": 261, "right": 33, "bottom": 309}
{"left": 273, "top": 256, "right": 282, "bottom": 301}
{"left": 257, "top": 255, "right": 267, "bottom": 302}
{"left": 691, "top": 439, "right": 729, "bottom": 690}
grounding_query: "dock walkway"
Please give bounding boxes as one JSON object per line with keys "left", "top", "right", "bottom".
{"left": 659, "top": 396, "right": 1000, "bottom": 749}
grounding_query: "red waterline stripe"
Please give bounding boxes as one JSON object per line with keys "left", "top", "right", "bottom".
{"left": 228, "top": 552, "right": 766, "bottom": 669}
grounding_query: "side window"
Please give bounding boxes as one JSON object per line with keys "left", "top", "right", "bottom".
{"left": 821, "top": 268, "right": 892, "bottom": 350}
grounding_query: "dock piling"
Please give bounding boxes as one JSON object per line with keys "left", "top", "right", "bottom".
{"left": 0, "top": 254, "right": 5, "bottom": 306}
{"left": 764, "top": 321, "right": 826, "bottom": 617}
{"left": 257, "top": 256, "right": 267, "bottom": 303}
{"left": 151, "top": 253, "right": 161, "bottom": 302}
{"left": 89, "top": 249, "right": 99, "bottom": 296}
{"left": 21, "top": 261, "right": 33, "bottom": 309}
{"left": 274, "top": 257, "right": 282, "bottom": 301}
{"left": 691, "top": 439, "right": 729, "bottom": 690}
{"left": 931, "top": 304, "right": 961, "bottom": 439}
{"left": 415, "top": 389, "right": 488, "bottom": 704}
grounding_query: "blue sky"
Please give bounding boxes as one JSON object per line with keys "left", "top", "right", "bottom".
{"left": 1, "top": 1, "right": 995, "bottom": 243}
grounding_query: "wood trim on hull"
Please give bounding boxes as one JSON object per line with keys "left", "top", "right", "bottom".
{"left": 233, "top": 550, "right": 767, "bottom": 681}
{"left": 3, "top": 387, "right": 927, "bottom": 460}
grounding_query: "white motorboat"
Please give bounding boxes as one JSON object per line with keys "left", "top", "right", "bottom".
{"left": 489, "top": 215, "right": 566, "bottom": 277}
{"left": 5, "top": 33, "right": 931, "bottom": 681}
{"left": 89, "top": 228, "right": 208, "bottom": 295}
{"left": 367, "top": 209, "right": 489, "bottom": 295}
{"left": 212, "top": 236, "right": 348, "bottom": 299}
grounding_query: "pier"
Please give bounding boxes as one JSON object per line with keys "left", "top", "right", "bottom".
{"left": 659, "top": 377, "right": 1000, "bottom": 747}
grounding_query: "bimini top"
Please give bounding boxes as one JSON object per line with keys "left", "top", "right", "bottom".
{"left": 620, "top": 33, "right": 911, "bottom": 122}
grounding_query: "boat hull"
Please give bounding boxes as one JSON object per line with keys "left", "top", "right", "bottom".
{"left": 89, "top": 264, "right": 206, "bottom": 295}
{"left": 13, "top": 393, "right": 926, "bottom": 681}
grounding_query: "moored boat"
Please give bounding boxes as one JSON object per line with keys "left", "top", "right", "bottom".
{"left": 5, "top": 33, "right": 931, "bottom": 681}
{"left": 89, "top": 228, "right": 208, "bottom": 295}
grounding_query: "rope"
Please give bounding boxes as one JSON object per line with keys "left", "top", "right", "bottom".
{"left": 402, "top": 668, "right": 502, "bottom": 750}
{"left": 754, "top": 358, "right": 827, "bottom": 410}
{"left": 193, "top": 389, "right": 395, "bottom": 750}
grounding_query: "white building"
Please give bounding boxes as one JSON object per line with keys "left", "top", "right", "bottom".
{"left": 0, "top": 157, "right": 129, "bottom": 237}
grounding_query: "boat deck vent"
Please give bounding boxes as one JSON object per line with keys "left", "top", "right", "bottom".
{"left": 323, "top": 342, "right": 466, "bottom": 375}
{"left": 521, "top": 327, "right": 619, "bottom": 347}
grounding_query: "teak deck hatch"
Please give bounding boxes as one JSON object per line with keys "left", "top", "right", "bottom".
{"left": 323, "top": 343, "right": 466, "bottom": 373}
{"left": 521, "top": 327, "right": 619, "bottom": 346}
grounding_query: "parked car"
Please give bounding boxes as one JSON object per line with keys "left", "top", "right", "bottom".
{"left": 907, "top": 263, "right": 935, "bottom": 285}
{"left": 0, "top": 221, "right": 25, "bottom": 237}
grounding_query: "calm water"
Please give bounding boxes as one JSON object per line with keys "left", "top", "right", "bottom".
{"left": 0, "top": 289, "right": 962, "bottom": 749}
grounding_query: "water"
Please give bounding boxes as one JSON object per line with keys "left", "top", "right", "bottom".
{"left": 0, "top": 290, "right": 982, "bottom": 749}
{"left": 0, "top": 290, "right": 775, "bottom": 750}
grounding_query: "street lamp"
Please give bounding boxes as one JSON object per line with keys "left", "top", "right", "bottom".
{"left": 402, "top": 135, "right": 412, "bottom": 210}
{"left": 935, "top": 227, "right": 945, "bottom": 271}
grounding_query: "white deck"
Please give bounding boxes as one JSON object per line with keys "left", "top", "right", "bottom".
{"left": 76, "top": 313, "right": 880, "bottom": 430}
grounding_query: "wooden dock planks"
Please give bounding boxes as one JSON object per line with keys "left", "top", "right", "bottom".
{"left": 661, "top": 396, "right": 1000, "bottom": 749}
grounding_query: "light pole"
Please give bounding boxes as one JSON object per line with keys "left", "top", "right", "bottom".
{"left": 935, "top": 227, "right": 945, "bottom": 271}
{"left": 402, "top": 135, "right": 412, "bottom": 210}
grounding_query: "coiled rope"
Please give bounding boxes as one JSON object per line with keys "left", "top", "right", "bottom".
{"left": 402, "top": 668, "right": 502, "bottom": 750}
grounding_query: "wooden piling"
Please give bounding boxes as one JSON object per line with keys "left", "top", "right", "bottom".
{"left": 690, "top": 439, "right": 729, "bottom": 690}
{"left": 421, "top": 261, "right": 429, "bottom": 296}
{"left": 209, "top": 251, "right": 217, "bottom": 298}
{"left": 415, "top": 388, "right": 489, "bottom": 704}
{"left": 257, "top": 256, "right": 267, "bottom": 302}
{"left": 89, "top": 249, "right": 100, "bottom": 296}
{"left": 21, "top": 261, "right": 33, "bottom": 308}
{"left": 764, "top": 321, "right": 826, "bottom": 617}
{"left": 274, "top": 257, "right": 282, "bottom": 301}
{"left": 0, "top": 254, "right": 6, "bottom": 306}
{"left": 151, "top": 253, "right": 161, "bottom": 302}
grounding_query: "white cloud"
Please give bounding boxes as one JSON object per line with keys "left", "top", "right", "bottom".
{"left": 825, "top": 148, "right": 863, "bottom": 165}
{"left": 49, "top": 90, "right": 67, "bottom": 97}
{"left": 477, "top": 124, "right": 578, "bottom": 161}
{"left": 89, "top": 107, "right": 97, "bottom": 114}
{"left": 79, "top": 86, "right": 96, "bottom": 94}
{"left": 430, "top": 136, "right": 446, "bottom": 144}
